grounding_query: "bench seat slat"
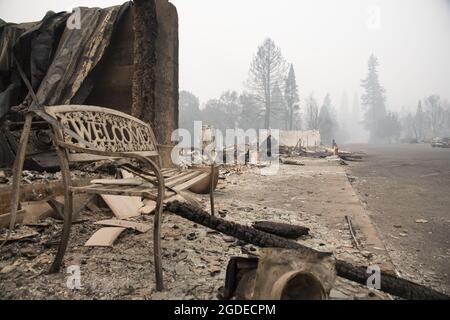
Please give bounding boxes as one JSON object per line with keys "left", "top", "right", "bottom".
{"left": 162, "top": 168, "right": 180, "bottom": 176}
{"left": 165, "top": 170, "right": 198, "bottom": 183}
{"left": 173, "top": 172, "right": 209, "bottom": 192}
{"left": 70, "top": 185, "right": 157, "bottom": 200}
{"left": 69, "top": 170, "right": 208, "bottom": 200}
{"left": 69, "top": 151, "right": 159, "bottom": 163}
{"left": 166, "top": 171, "right": 203, "bottom": 188}
{"left": 123, "top": 167, "right": 180, "bottom": 180}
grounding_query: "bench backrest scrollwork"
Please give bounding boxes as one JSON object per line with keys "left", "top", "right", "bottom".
{"left": 45, "top": 105, "right": 159, "bottom": 162}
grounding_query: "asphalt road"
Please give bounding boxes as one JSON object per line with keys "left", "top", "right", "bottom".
{"left": 344, "top": 143, "right": 450, "bottom": 294}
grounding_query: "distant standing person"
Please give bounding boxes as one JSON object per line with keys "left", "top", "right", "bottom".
{"left": 332, "top": 139, "right": 339, "bottom": 155}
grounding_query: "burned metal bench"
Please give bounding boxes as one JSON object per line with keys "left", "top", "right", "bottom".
{"left": 9, "top": 105, "right": 216, "bottom": 291}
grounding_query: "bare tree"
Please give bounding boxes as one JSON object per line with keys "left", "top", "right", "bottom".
{"left": 305, "top": 93, "right": 320, "bottom": 130}
{"left": 360, "top": 54, "right": 387, "bottom": 143}
{"left": 399, "top": 97, "right": 450, "bottom": 141}
{"left": 202, "top": 91, "right": 242, "bottom": 132}
{"left": 179, "top": 91, "right": 202, "bottom": 137}
{"left": 247, "top": 38, "right": 288, "bottom": 129}
{"left": 384, "top": 111, "right": 402, "bottom": 143}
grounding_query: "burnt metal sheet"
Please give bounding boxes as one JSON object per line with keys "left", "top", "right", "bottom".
{"left": 0, "top": 12, "right": 68, "bottom": 118}
{"left": 36, "top": 3, "right": 132, "bottom": 106}
{"left": 0, "top": 129, "right": 15, "bottom": 167}
{"left": 0, "top": 2, "right": 132, "bottom": 170}
{"left": 0, "top": 3, "right": 131, "bottom": 116}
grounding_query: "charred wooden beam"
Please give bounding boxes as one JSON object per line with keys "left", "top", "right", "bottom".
{"left": 166, "top": 200, "right": 449, "bottom": 300}
{"left": 252, "top": 221, "right": 309, "bottom": 239}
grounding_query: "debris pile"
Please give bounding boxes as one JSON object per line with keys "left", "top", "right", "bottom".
{"left": 1, "top": 154, "right": 448, "bottom": 300}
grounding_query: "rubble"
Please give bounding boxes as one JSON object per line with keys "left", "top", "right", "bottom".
{"left": 219, "top": 166, "right": 246, "bottom": 178}
{"left": 221, "top": 248, "right": 335, "bottom": 300}
{"left": 326, "top": 155, "right": 348, "bottom": 166}
{"left": 279, "top": 144, "right": 365, "bottom": 163}
{"left": 85, "top": 227, "right": 127, "bottom": 247}
{"left": 280, "top": 158, "right": 305, "bottom": 166}
{"left": 345, "top": 216, "right": 361, "bottom": 249}
{"left": 167, "top": 200, "right": 449, "bottom": 300}
{"left": 0, "top": 170, "right": 7, "bottom": 184}
{"left": 94, "top": 219, "right": 152, "bottom": 233}
{"left": 0, "top": 169, "right": 99, "bottom": 186}
{"left": 253, "top": 248, "right": 335, "bottom": 300}
{"left": 0, "top": 210, "right": 26, "bottom": 228}
{"left": 0, "top": 157, "right": 447, "bottom": 300}
{"left": 0, "top": 225, "right": 39, "bottom": 242}
{"left": 101, "top": 195, "right": 143, "bottom": 219}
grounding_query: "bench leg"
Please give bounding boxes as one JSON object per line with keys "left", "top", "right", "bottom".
{"left": 209, "top": 164, "right": 215, "bottom": 216}
{"left": 49, "top": 145, "right": 73, "bottom": 273}
{"left": 154, "top": 198, "right": 163, "bottom": 291}
{"left": 151, "top": 164, "right": 165, "bottom": 291}
{"left": 1, "top": 113, "right": 32, "bottom": 249}
{"left": 49, "top": 192, "right": 73, "bottom": 273}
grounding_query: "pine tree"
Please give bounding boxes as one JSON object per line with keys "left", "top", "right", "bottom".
{"left": 337, "top": 91, "right": 350, "bottom": 142}
{"left": 360, "top": 54, "right": 387, "bottom": 143}
{"left": 284, "top": 64, "right": 300, "bottom": 130}
{"left": 352, "top": 93, "right": 361, "bottom": 124}
{"left": 319, "top": 93, "right": 337, "bottom": 145}
{"left": 414, "top": 100, "right": 426, "bottom": 141}
{"left": 350, "top": 92, "right": 367, "bottom": 142}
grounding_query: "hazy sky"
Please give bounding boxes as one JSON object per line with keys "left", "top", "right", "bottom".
{"left": 1, "top": 0, "right": 449, "bottom": 113}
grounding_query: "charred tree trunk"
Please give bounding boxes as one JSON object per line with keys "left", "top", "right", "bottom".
{"left": 132, "top": 0, "right": 158, "bottom": 129}
{"left": 166, "top": 200, "right": 449, "bottom": 300}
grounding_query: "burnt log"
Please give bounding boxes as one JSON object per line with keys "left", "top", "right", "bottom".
{"left": 166, "top": 200, "right": 449, "bottom": 300}
{"left": 280, "top": 159, "right": 305, "bottom": 166}
{"left": 253, "top": 221, "right": 309, "bottom": 239}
